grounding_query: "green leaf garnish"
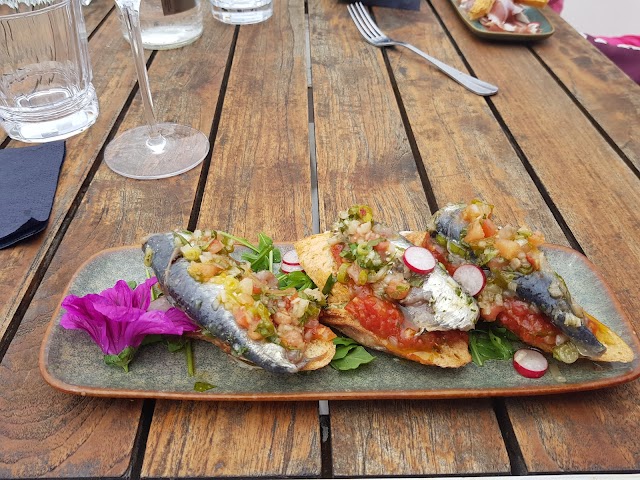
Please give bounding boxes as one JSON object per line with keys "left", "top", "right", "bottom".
{"left": 194, "top": 382, "right": 216, "bottom": 392}
{"left": 278, "top": 270, "right": 316, "bottom": 291}
{"left": 330, "top": 337, "right": 375, "bottom": 370}
{"left": 469, "top": 324, "right": 516, "bottom": 366}
{"left": 218, "top": 231, "right": 282, "bottom": 272}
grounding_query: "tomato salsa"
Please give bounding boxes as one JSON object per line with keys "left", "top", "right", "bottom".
{"left": 345, "top": 288, "right": 467, "bottom": 352}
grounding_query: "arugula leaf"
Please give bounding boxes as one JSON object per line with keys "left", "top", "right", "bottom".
{"left": 217, "top": 231, "right": 282, "bottom": 272}
{"left": 333, "top": 337, "right": 359, "bottom": 347}
{"left": 278, "top": 270, "right": 316, "bottom": 291}
{"left": 469, "top": 324, "right": 516, "bottom": 366}
{"left": 330, "top": 337, "right": 375, "bottom": 370}
{"left": 331, "top": 346, "right": 375, "bottom": 370}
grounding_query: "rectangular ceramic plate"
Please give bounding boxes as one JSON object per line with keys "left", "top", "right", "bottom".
{"left": 39, "top": 243, "right": 640, "bottom": 401}
{"left": 449, "top": 0, "right": 554, "bottom": 41}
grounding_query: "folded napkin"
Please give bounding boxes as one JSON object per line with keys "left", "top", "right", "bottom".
{"left": 0, "top": 141, "right": 65, "bottom": 249}
{"left": 343, "top": 0, "right": 420, "bottom": 11}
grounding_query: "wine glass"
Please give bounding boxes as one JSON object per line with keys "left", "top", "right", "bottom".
{"left": 105, "top": 0, "right": 209, "bottom": 179}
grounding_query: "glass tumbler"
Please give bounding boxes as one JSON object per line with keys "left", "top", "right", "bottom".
{"left": 209, "top": 0, "right": 272, "bottom": 25}
{"left": 0, "top": 0, "right": 99, "bottom": 143}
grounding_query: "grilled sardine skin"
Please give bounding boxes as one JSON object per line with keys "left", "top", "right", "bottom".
{"left": 430, "top": 204, "right": 467, "bottom": 242}
{"left": 390, "top": 234, "right": 479, "bottom": 332}
{"left": 144, "top": 233, "right": 302, "bottom": 373}
{"left": 514, "top": 272, "right": 605, "bottom": 356}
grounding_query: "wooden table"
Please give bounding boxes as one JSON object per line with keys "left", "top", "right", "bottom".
{"left": 1, "top": 0, "right": 639, "bottom": 477}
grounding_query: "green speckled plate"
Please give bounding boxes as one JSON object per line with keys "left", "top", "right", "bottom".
{"left": 39, "top": 244, "right": 640, "bottom": 401}
{"left": 450, "top": 0, "right": 554, "bottom": 41}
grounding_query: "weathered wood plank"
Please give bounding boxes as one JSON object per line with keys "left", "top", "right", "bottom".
{"left": 0, "top": 14, "right": 151, "bottom": 343}
{"left": 431, "top": 0, "right": 640, "bottom": 472}
{"left": 532, "top": 9, "right": 640, "bottom": 171}
{"left": 0, "top": 13, "right": 233, "bottom": 478}
{"left": 331, "top": 400, "right": 509, "bottom": 475}
{"left": 373, "top": 4, "right": 567, "bottom": 241}
{"left": 142, "top": 0, "right": 321, "bottom": 477}
{"left": 144, "top": 401, "right": 321, "bottom": 477}
{"left": 308, "top": 0, "right": 509, "bottom": 475}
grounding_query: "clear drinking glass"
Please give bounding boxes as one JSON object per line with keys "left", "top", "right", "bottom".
{"left": 105, "top": 0, "right": 209, "bottom": 180}
{"left": 209, "top": 0, "right": 272, "bottom": 25}
{"left": 118, "top": 0, "right": 204, "bottom": 50}
{"left": 0, "top": 0, "right": 99, "bottom": 143}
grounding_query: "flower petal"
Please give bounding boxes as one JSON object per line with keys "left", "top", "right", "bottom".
{"left": 132, "top": 277, "right": 158, "bottom": 310}
{"left": 164, "top": 308, "right": 198, "bottom": 331}
{"left": 101, "top": 280, "right": 135, "bottom": 308}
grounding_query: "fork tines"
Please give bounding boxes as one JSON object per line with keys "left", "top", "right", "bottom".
{"left": 347, "top": 2, "right": 384, "bottom": 43}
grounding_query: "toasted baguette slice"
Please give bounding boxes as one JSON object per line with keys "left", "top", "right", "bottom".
{"left": 404, "top": 231, "right": 634, "bottom": 363}
{"left": 467, "top": 0, "right": 495, "bottom": 19}
{"left": 585, "top": 314, "right": 634, "bottom": 363}
{"left": 518, "top": 0, "right": 548, "bottom": 8}
{"left": 294, "top": 232, "right": 471, "bottom": 368}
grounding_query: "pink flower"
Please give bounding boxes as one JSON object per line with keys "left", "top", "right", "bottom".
{"left": 60, "top": 278, "right": 197, "bottom": 370}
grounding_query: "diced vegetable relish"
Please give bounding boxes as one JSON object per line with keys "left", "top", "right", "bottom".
{"left": 174, "top": 229, "right": 327, "bottom": 351}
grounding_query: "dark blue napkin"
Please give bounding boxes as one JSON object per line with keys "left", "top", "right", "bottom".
{"left": 0, "top": 142, "right": 65, "bottom": 249}
{"left": 342, "top": 0, "right": 420, "bottom": 11}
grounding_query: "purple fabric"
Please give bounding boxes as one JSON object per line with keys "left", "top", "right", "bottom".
{"left": 586, "top": 34, "right": 640, "bottom": 84}
{"left": 0, "top": 141, "right": 65, "bottom": 249}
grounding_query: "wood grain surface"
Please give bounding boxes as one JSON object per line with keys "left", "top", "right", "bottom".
{"left": 331, "top": 400, "right": 509, "bottom": 476}
{"left": 431, "top": 0, "right": 640, "bottom": 472}
{"left": 309, "top": 0, "right": 509, "bottom": 476}
{"left": 1, "top": 0, "right": 639, "bottom": 477}
{"left": 141, "top": 0, "right": 322, "bottom": 477}
{"left": 532, "top": 9, "right": 640, "bottom": 171}
{"left": 0, "top": 9, "right": 232, "bottom": 478}
{"left": 0, "top": 9, "right": 150, "bottom": 343}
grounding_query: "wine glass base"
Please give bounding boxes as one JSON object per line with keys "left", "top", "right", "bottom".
{"left": 104, "top": 123, "right": 209, "bottom": 179}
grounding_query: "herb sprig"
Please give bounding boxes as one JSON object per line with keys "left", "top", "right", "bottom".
{"left": 218, "top": 231, "right": 282, "bottom": 272}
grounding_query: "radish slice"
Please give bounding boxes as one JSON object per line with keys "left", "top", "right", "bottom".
{"left": 403, "top": 246, "right": 436, "bottom": 275}
{"left": 281, "top": 263, "right": 304, "bottom": 274}
{"left": 513, "top": 349, "right": 548, "bottom": 379}
{"left": 282, "top": 250, "right": 301, "bottom": 266}
{"left": 452, "top": 264, "right": 486, "bottom": 296}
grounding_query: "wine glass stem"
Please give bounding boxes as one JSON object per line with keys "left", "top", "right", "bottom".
{"left": 120, "top": 4, "right": 163, "bottom": 144}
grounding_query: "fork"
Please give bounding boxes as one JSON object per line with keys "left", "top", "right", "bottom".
{"left": 347, "top": 2, "right": 498, "bottom": 96}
